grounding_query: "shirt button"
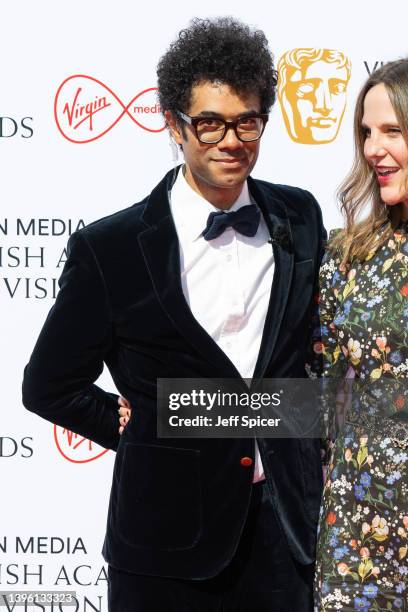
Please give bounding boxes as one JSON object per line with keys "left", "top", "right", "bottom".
{"left": 240, "top": 457, "right": 253, "bottom": 467}
{"left": 226, "top": 341, "right": 232, "bottom": 349}
{"left": 226, "top": 254, "right": 232, "bottom": 262}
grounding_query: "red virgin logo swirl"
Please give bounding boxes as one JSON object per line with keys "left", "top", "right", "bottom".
{"left": 54, "top": 425, "right": 110, "bottom": 463}
{"left": 54, "top": 75, "right": 166, "bottom": 143}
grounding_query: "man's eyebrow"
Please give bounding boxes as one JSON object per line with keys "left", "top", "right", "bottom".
{"left": 193, "top": 109, "right": 261, "bottom": 119}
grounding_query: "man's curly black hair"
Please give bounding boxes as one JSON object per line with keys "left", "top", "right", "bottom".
{"left": 157, "top": 17, "right": 278, "bottom": 115}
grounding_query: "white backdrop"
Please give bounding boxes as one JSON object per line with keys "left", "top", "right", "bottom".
{"left": 1, "top": 1, "right": 408, "bottom": 610}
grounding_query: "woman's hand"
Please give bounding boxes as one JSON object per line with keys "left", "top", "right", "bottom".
{"left": 118, "top": 396, "right": 132, "bottom": 434}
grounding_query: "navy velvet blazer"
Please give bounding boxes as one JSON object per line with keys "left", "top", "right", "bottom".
{"left": 23, "top": 166, "right": 326, "bottom": 579}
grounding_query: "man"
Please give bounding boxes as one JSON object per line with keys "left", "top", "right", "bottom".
{"left": 23, "top": 17, "right": 326, "bottom": 611}
{"left": 278, "top": 48, "right": 351, "bottom": 144}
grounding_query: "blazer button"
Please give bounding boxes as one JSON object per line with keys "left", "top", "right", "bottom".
{"left": 240, "top": 456, "right": 253, "bottom": 467}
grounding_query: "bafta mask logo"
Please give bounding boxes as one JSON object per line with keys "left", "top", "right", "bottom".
{"left": 278, "top": 49, "right": 351, "bottom": 144}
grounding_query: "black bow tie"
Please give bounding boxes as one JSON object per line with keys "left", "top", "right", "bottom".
{"left": 202, "top": 205, "right": 261, "bottom": 241}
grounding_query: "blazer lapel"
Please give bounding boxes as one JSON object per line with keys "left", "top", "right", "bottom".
{"left": 248, "top": 178, "right": 295, "bottom": 380}
{"left": 138, "top": 167, "right": 242, "bottom": 379}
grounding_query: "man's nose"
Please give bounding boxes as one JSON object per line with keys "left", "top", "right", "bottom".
{"left": 218, "top": 126, "right": 245, "bottom": 150}
{"left": 314, "top": 82, "right": 332, "bottom": 115}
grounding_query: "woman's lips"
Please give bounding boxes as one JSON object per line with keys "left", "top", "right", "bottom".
{"left": 375, "top": 167, "right": 400, "bottom": 184}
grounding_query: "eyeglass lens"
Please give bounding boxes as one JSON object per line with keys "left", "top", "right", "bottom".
{"left": 196, "top": 117, "right": 264, "bottom": 143}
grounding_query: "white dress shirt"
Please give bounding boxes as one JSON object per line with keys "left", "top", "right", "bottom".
{"left": 170, "top": 167, "right": 274, "bottom": 481}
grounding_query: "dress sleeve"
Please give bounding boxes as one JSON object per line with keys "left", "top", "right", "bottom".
{"left": 306, "top": 239, "right": 350, "bottom": 465}
{"left": 307, "top": 244, "right": 349, "bottom": 379}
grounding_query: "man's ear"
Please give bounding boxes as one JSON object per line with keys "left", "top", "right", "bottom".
{"left": 165, "top": 110, "right": 183, "bottom": 145}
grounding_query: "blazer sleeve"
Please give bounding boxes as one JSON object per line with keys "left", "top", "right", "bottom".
{"left": 22, "top": 230, "right": 120, "bottom": 451}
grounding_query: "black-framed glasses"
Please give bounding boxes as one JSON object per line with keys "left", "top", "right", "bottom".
{"left": 177, "top": 110, "right": 269, "bottom": 144}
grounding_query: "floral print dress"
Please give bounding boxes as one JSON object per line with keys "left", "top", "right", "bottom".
{"left": 311, "top": 227, "right": 408, "bottom": 611}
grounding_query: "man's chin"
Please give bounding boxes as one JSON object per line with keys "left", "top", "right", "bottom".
{"left": 213, "top": 173, "right": 249, "bottom": 189}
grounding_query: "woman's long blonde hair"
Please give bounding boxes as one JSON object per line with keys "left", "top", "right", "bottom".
{"left": 331, "top": 59, "right": 408, "bottom": 265}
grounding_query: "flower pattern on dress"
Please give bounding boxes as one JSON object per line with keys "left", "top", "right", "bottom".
{"left": 310, "top": 228, "right": 408, "bottom": 611}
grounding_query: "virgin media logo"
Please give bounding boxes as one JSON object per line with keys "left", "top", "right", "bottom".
{"left": 54, "top": 425, "right": 110, "bottom": 463}
{"left": 54, "top": 75, "right": 165, "bottom": 143}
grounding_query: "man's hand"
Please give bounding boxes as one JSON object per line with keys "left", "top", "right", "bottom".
{"left": 118, "top": 396, "right": 131, "bottom": 434}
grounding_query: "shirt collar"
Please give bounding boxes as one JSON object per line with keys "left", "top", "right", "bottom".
{"left": 170, "top": 165, "right": 254, "bottom": 243}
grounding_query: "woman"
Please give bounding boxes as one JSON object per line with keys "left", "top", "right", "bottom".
{"left": 311, "top": 59, "right": 408, "bottom": 610}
